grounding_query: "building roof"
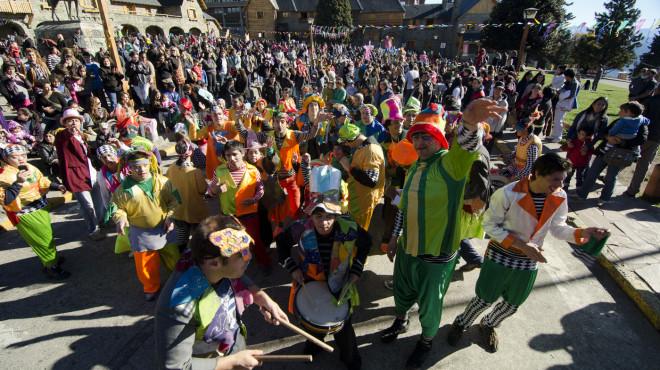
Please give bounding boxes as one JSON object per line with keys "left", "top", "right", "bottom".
{"left": 274, "top": 0, "right": 404, "bottom": 13}
{"left": 404, "top": 4, "right": 443, "bottom": 20}
{"left": 157, "top": 0, "right": 183, "bottom": 6}
{"left": 111, "top": 0, "right": 161, "bottom": 7}
{"left": 457, "top": 0, "right": 480, "bottom": 18}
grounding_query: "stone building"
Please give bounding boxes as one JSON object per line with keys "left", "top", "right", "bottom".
{"left": 395, "top": 0, "right": 494, "bottom": 57}
{"left": 244, "top": 0, "right": 405, "bottom": 40}
{"left": 0, "top": 0, "right": 221, "bottom": 52}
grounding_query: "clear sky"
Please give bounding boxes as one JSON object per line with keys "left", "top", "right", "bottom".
{"left": 424, "top": 0, "right": 658, "bottom": 27}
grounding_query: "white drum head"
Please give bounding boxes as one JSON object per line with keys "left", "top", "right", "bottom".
{"left": 295, "top": 281, "right": 349, "bottom": 326}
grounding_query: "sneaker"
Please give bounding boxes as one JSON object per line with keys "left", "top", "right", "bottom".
{"left": 459, "top": 262, "right": 481, "bottom": 272}
{"left": 144, "top": 291, "right": 160, "bottom": 302}
{"left": 383, "top": 279, "right": 394, "bottom": 290}
{"left": 380, "top": 318, "right": 410, "bottom": 343}
{"left": 43, "top": 265, "right": 71, "bottom": 280}
{"left": 480, "top": 325, "right": 499, "bottom": 353}
{"left": 447, "top": 323, "right": 466, "bottom": 346}
{"left": 88, "top": 229, "right": 106, "bottom": 241}
{"left": 404, "top": 339, "right": 432, "bottom": 370}
{"left": 622, "top": 191, "right": 636, "bottom": 198}
{"left": 597, "top": 199, "right": 613, "bottom": 208}
{"left": 56, "top": 256, "right": 66, "bottom": 267}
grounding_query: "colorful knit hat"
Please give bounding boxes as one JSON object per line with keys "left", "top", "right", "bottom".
{"left": 403, "top": 97, "right": 421, "bottom": 115}
{"left": 337, "top": 122, "right": 361, "bottom": 143}
{"left": 380, "top": 98, "right": 404, "bottom": 121}
{"left": 406, "top": 103, "right": 448, "bottom": 149}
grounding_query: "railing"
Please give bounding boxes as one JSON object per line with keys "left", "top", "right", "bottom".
{"left": 0, "top": 0, "right": 33, "bottom": 14}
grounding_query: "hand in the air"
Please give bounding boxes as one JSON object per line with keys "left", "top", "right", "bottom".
{"left": 116, "top": 218, "right": 129, "bottom": 235}
{"left": 221, "top": 349, "right": 264, "bottom": 370}
{"left": 582, "top": 227, "right": 609, "bottom": 241}
{"left": 387, "top": 238, "right": 398, "bottom": 262}
{"left": 519, "top": 242, "right": 547, "bottom": 263}
{"left": 462, "top": 98, "right": 508, "bottom": 129}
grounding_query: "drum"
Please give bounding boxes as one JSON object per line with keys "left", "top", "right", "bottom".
{"left": 294, "top": 281, "right": 349, "bottom": 335}
{"left": 489, "top": 173, "right": 510, "bottom": 191}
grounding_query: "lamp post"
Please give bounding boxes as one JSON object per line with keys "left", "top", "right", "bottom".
{"left": 456, "top": 25, "right": 466, "bottom": 60}
{"left": 307, "top": 17, "right": 315, "bottom": 68}
{"left": 516, "top": 7, "right": 538, "bottom": 71}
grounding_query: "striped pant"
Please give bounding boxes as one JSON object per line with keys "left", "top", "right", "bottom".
{"left": 453, "top": 257, "right": 536, "bottom": 328}
{"left": 454, "top": 297, "right": 518, "bottom": 328}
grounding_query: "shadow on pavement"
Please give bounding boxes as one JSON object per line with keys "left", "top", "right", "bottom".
{"left": 529, "top": 302, "right": 655, "bottom": 370}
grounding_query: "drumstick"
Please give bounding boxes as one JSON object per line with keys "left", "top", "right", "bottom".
{"left": 254, "top": 355, "right": 313, "bottom": 362}
{"left": 280, "top": 320, "right": 335, "bottom": 353}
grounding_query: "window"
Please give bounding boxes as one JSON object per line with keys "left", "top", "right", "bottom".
{"left": 257, "top": 11, "right": 263, "bottom": 19}
{"left": 281, "top": 12, "right": 289, "bottom": 17}
{"left": 300, "top": 12, "right": 308, "bottom": 19}
{"left": 425, "top": 19, "right": 434, "bottom": 25}
{"left": 188, "top": 8, "right": 198, "bottom": 20}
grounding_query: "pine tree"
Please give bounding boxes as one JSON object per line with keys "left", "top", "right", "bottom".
{"left": 573, "top": 0, "right": 643, "bottom": 71}
{"left": 480, "top": 0, "right": 574, "bottom": 67}
{"left": 636, "top": 27, "right": 660, "bottom": 72}
{"left": 316, "top": 0, "right": 353, "bottom": 28}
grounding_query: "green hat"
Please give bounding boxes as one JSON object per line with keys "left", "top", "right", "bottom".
{"left": 337, "top": 123, "right": 361, "bottom": 143}
{"left": 403, "top": 97, "right": 421, "bottom": 115}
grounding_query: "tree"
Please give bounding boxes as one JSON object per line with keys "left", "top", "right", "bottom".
{"left": 480, "top": 0, "right": 574, "bottom": 66}
{"left": 572, "top": 0, "right": 643, "bottom": 72}
{"left": 635, "top": 27, "right": 660, "bottom": 73}
{"left": 316, "top": 0, "right": 353, "bottom": 28}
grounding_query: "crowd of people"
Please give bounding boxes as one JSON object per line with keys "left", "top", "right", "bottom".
{"left": 1, "top": 30, "right": 656, "bottom": 370}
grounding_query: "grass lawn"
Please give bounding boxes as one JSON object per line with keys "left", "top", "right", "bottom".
{"left": 518, "top": 71, "right": 628, "bottom": 125}
{"left": 566, "top": 82, "right": 628, "bottom": 124}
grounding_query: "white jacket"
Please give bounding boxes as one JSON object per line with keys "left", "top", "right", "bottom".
{"left": 483, "top": 179, "right": 585, "bottom": 249}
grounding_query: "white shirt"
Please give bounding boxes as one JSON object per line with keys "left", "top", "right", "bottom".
{"left": 551, "top": 75, "right": 565, "bottom": 90}
{"left": 405, "top": 69, "right": 419, "bottom": 90}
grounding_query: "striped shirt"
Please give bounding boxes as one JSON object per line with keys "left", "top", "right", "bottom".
{"left": 486, "top": 240, "right": 538, "bottom": 270}
{"left": 210, "top": 164, "right": 264, "bottom": 201}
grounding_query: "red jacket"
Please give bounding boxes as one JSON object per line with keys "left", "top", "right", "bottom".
{"left": 566, "top": 138, "right": 593, "bottom": 168}
{"left": 55, "top": 129, "right": 93, "bottom": 192}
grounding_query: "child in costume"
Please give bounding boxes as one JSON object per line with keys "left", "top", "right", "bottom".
{"left": 448, "top": 153, "right": 608, "bottom": 353}
{"left": 110, "top": 149, "right": 181, "bottom": 300}
{"left": 0, "top": 144, "right": 69, "bottom": 279}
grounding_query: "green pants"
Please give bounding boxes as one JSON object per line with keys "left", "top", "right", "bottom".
{"left": 475, "top": 258, "right": 537, "bottom": 306}
{"left": 393, "top": 247, "right": 457, "bottom": 338}
{"left": 16, "top": 208, "right": 57, "bottom": 267}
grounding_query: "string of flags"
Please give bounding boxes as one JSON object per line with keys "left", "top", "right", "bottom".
{"left": 310, "top": 19, "right": 658, "bottom": 39}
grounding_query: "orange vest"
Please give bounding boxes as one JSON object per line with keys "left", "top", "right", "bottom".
{"left": 278, "top": 130, "right": 300, "bottom": 173}
{"left": 215, "top": 163, "right": 260, "bottom": 217}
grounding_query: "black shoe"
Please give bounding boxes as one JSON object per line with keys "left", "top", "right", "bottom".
{"left": 343, "top": 357, "right": 362, "bottom": 370}
{"left": 480, "top": 324, "right": 498, "bottom": 353}
{"left": 404, "top": 339, "right": 432, "bottom": 370}
{"left": 43, "top": 265, "right": 71, "bottom": 280}
{"left": 380, "top": 318, "right": 409, "bottom": 343}
{"left": 144, "top": 291, "right": 160, "bottom": 302}
{"left": 447, "top": 323, "right": 465, "bottom": 346}
{"left": 303, "top": 340, "right": 323, "bottom": 356}
{"left": 56, "top": 256, "right": 66, "bottom": 267}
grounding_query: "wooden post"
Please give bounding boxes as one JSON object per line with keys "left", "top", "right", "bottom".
{"left": 96, "top": 0, "right": 126, "bottom": 90}
{"left": 516, "top": 22, "right": 530, "bottom": 71}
